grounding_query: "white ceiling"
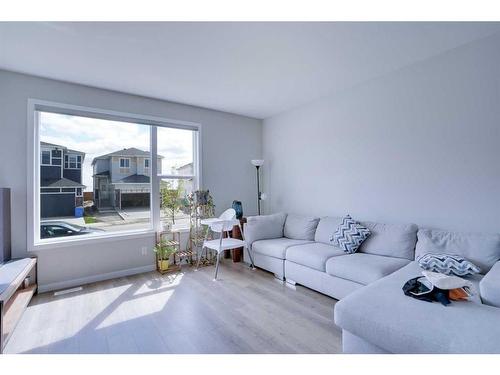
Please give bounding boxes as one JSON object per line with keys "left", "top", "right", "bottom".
{"left": 1, "top": 22, "right": 499, "bottom": 119}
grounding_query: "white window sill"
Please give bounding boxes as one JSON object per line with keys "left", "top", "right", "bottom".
{"left": 30, "top": 229, "right": 156, "bottom": 252}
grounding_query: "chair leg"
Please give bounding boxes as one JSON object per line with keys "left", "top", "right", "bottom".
{"left": 213, "top": 252, "right": 221, "bottom": 280}
{"left": 245, "top": 245, "right": 256, "bottom": 270}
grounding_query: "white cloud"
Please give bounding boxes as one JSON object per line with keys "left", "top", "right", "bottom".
{"left": 40, "top": 112, "right": 193, "bottom": 191}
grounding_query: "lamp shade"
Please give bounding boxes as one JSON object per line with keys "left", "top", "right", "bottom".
{"left": 251, "top": 159, "right": 264, "bottom": 167}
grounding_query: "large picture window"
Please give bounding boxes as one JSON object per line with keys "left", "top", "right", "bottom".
{"left": 29, "top": 101, "right": 200, "bottom": 248}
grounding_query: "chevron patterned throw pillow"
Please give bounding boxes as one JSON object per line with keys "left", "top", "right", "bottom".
{"left": 330, "top": 215, "right": 371, "bottom": 254}
{"left": 417, "top": 253, "right": 481, "bottom": 276}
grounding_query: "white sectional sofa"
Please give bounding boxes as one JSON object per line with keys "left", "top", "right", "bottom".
{"left": 243, "top": 213, "right": 500, "bottom": 353}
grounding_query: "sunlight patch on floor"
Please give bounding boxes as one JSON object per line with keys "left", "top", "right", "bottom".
{"left": 96, "top": 274, "right": 183, "bottom": 329}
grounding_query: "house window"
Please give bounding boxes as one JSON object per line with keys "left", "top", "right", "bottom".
{"left": 51, "top": 149, "right": 62, "bottom": 166}
{"left": 29, "top": 101, "right": 200, "bottom": 249}
{"left": 119, "top": 158, "right": 130, "bottom": 168}
{"left": 65, "top": 154, "right": 82, "bottom": 169}
{"left": 69, "top": 155, "right": 77, "bottom": 168}
{"left": 41, "top": 150, "right": 51, "bottom": 165}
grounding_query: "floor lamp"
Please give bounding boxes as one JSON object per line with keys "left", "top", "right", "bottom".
{"left": 251, "top": 159, "right": 265, "bottom": 215}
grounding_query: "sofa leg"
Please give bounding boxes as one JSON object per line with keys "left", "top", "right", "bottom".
{"left": 273, "top": 273, "right": 284, "bottom": 282}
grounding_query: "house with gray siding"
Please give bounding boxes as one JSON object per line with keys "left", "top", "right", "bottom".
{"left": 92, "top": 148, "right": 162, "bottom": 209}
{"left": 175, "top": 162, "right": 194, "bottom": 196}
{"left": 40, "top": 141, "right": 85, "bottom": 218}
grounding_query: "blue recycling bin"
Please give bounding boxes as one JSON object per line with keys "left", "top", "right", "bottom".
{"left": 74, "top": 206, "right": 84, "bottom": 218}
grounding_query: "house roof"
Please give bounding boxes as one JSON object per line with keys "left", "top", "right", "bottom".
{"left": 118, "top": 174, "right": 150, "bottom": 183}
{"left": 41, "top": 177, "right": 86, "bottom": 188}
{"left": 176, "top": 162, "right": 193, "bottom": 170}
{"left": 40, "top": 141, "right": 85, "bottom": 155}
{"left": 91, "top": 147, "right": 163, "bottom": 165}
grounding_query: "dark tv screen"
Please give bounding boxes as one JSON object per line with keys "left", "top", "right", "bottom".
{"left": 0, "top": 188, "right": 12, "bottom": 264}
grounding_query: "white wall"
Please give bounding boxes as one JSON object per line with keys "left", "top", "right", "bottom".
{"left": 0, "top": 70, "right": 262, "bottom": 290}
{"left": 263, "top": 33, "right": 500, "bottom": 234}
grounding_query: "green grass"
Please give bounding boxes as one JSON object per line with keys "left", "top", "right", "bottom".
{"left": 84, "top": 216, "right": 97, "bottom": 224}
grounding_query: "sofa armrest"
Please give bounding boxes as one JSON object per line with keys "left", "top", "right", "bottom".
{"left": 244, "top": 213, "right": 287, "bottom": 248}
{"left": 480, "top": 261, "right": 500, "bottom": 307}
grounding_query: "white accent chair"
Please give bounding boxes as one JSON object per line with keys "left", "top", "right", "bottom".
{"left": 197, "top": 208, "right": 255, "bottom": 280}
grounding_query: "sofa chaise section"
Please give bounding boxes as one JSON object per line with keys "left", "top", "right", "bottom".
{"left": 334, "top": 262, "right": 500, "bottom": 353}
{"left": 335, "top": 228, "right": 500, "bottom": 353}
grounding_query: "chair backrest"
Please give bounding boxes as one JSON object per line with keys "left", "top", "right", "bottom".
{"left": 210, "top": 208, "right": 236, "bottom": 233}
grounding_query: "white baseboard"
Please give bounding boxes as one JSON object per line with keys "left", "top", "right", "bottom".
{"left": 38, "top": 264, "right": 156, "bottom": 293}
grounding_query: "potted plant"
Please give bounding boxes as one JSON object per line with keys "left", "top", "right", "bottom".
{"left": 154, "top": 240, "right": 177, "bottom": 272}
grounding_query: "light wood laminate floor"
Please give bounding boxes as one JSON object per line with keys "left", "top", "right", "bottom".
{"left": 5, "top": 261, "right": 342, "bottom": 354}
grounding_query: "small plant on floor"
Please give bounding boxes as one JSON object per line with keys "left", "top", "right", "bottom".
{"left": 154, "top": 240, "right": 177, "bottom": 272}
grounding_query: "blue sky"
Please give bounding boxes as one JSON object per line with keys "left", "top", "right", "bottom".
{"left": 40, "top": 112, "right": 193, "bottom": 190}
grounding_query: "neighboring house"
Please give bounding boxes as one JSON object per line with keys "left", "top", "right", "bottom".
{"left": 91, "top": 148, "right": 162, "bottom": 209}
{"left": 40, "top": 141, "right": 85, "bottom": 218}
{"left": 175, "top": 162, "right": 194, "bottom": 196}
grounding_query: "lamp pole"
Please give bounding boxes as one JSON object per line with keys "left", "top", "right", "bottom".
{"left": 256, "top": 165, "right": 261, "bottom": 215}
{"left": 251, "top": 159, "right": 264, "bottom": 215}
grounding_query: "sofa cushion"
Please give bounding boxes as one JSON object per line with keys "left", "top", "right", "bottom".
{"left": 245, "top": 213, "right": 287, "bottom": 246}
{"left": 314, "top": 216, "right": 343, "bottom": 245}
{"left": 326, "top": 253, "right": 410, "bottom": 285}
{"left": 415, "top": 229, "right": 500, "bottom": 274}
{"left": 284, "top": 214, "right": 320, "bottom": 241}
{"left": 285, "top": 242, "right": 344, "bottom": 271}
{"left": 359, "top": 221, "right": 417, "bottom": 260}
{"left": 252, "top": 238, "right": 312, "bottom": 260}
{"left": 480, "top": 261, "right": 500, "bottom": 308}
{"left": 331, "top": 215, "right": 371, "bottom": 254}
{"left": 334, "top": 262, "right": 500, "bottom": 354}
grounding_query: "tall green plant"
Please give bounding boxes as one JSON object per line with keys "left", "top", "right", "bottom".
{"left": 160, "top": 179, "right": 185, "bottom": 224}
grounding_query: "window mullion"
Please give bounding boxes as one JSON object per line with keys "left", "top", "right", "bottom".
{"left": 151, "top": 126, "right": 159, "bottom": 232}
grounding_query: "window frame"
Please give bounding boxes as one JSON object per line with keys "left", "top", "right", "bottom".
{"left": 119, "top": 158, "right": 130, "bottom": 169}
{"left": 27, "top": 99, "right": 202, "bottom": 251}
{"left": 40, "top": 149, "right": 51, "bottom": 165}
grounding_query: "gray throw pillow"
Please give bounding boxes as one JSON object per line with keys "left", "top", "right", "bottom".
{"left": 331, "top": 215, "right": 371, "bottom": 254}
{"left": 417, "top": 253, "right": 481, "bottom": 276}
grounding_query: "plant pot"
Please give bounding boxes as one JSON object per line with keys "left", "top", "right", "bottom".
{"left": 158, "top": 259, "right": 170, "bottom": 272}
